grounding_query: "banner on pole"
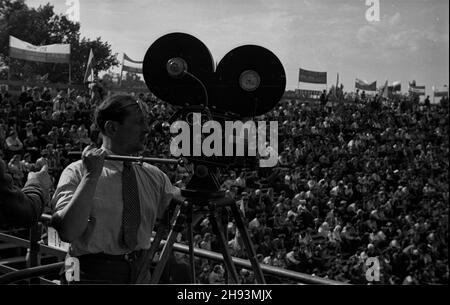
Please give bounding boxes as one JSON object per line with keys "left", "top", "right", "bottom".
{"left": 83, "top": 49, "right": 94, "bottom": 83}
{"left": 9, "top": 36, "right": 70, "bottom": 64}
{"left": 388, "top": 81, "right": 401, "bottom": 92}
{"left": 124, "top": 53, "right": 143, "bottom": 64}
{"left": 409, "top": 83, "right": 426, "bottom": 96}
{"left": 355, "top": 78, "right": 377, "bottom": 91}
{"left": 298, "top": 68, "right": 327, "bottom": 84}
{"left": 122, "top": 53, "right": 143, "bottom": 74}
{"left": 432, "top": 85, "right": 448, "bottom": 97}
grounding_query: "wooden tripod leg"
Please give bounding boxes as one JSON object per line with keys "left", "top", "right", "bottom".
{"left": 149, "top": 207, "right": 186, "bottom": 284}
{"left": 186, "top": 205, "right": 196, "bottom": 283}
{"left": 229, "top": 203, "right": 266, "bottom": 284}
{"left": 208, "top": 210, "right": 239, "bottom": 284}
{"left": 149, "top": 226, "right": 179, "bottom": 283}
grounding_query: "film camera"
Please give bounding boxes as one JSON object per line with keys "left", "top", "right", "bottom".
{"left": 137, "top": 33, "right": 286, "bottom": 284}
{"left": 143, "top": 33, "right": 286, "bottom": 178}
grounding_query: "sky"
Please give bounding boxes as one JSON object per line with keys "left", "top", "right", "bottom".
{"left": 25, "top": 0, "right": 449, "bottom": 96}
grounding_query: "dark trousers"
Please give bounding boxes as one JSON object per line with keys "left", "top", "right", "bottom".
{"left": 63, "top": 250, "right": 150, "bottom": 284}
{"left": 61, "top": 251, "right": 192, "bottom": 284}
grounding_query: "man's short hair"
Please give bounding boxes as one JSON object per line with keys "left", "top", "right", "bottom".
{"left": 95, "top": 94, "right": 138, "bottom": 133}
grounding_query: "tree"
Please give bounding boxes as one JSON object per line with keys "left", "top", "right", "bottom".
{"left": 71, "top": 37, "right": 118, "bottom": 84}
{"left": 0, "top": 0, "right": 118, "bottom": 83}
{"left": 100, "top": 71, "right": 116, "bottom": 88}
{"left": 120, "top": 72, "right": 146, "bottom": 88}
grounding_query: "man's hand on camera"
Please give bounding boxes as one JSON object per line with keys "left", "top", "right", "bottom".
{"left": 82, "top": 144, "right": 106, "bottom": 179}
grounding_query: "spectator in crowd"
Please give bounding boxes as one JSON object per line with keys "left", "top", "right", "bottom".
{"left": 5, "top": 129, "right": 23, "bottom": 157}
{"left": 209, "top": 264, "right": 225, "bottom": 284}
{"left": 8, "top": 154, "right": 25, "bottom": 187}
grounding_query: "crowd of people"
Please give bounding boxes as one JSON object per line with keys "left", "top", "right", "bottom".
{"left": 0, "top": 83, "right": 448, "bottom": 284}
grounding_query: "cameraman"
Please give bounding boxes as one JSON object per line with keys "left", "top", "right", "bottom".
{"left": 51, "top": 94, "right": 181, "bottom": 284}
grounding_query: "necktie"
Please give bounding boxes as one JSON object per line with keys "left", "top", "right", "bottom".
{"left": 122, "top": 161, "right": 141, "bottom": 249}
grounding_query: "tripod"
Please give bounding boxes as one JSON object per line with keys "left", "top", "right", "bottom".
{"left": 136, "top": 164, "right": 266, "bottom": 284}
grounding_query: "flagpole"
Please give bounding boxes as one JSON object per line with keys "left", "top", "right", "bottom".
{"left": 432, "top": 85, "right": 435, "bottom": 105}
{"left": 334, "top": 73, "right": 339, "bottom": 99}
{"left": 7, "top": 57, "right": 11, "bottom": 86}
{"left": 7, "top": 36, "right": 11, "bottom": 88}
{"left": 119, "top": 54, "right": 124, "bottom": 88}
{"left": 69, "top": 62, "right": 72, "bottom": 85}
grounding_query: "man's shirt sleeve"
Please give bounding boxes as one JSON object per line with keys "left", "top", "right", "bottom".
{"left": 157, "top": 170, "right": 181, "bottom": 218}
{"left": 52, "top": 162, "right": 82, "bottom": 214}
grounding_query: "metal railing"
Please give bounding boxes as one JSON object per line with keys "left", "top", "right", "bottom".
{"left": 0, "top": 262, "right": 64, "bottom": 284}
{"left": 0, "top": 215, "right": 345, "bottom": 285}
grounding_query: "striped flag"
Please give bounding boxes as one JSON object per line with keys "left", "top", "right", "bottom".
{"left": 355, "top": 78, "right": 377, "bottom": 91}
{"left": 83, "top": 49, "right": 94, "bottom": 84}
{"left": 409, "top": 81, "right": 425, "bottom": 96}
{"left": 122, "top": 53, "right": 143, "bottom": 74}
{"left": 409, "top": 86, "right": 426, "bottom": 95}
{"left": 433, "top": 85, "right": 448, "bottom": 97}
{"left": 124, "top": 53, "right": 142, "bottom": 64}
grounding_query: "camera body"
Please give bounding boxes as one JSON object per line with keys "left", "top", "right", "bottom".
{"left": 142, "top": 32, "right": 286, "bottom": 174}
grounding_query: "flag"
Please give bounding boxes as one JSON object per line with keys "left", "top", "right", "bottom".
{"left": 83, "top": 49, "right": 94, "bottom": 84}
{"left": 124, "top": 53, "right": 142, "bottom": 64}
{"left": 335, "top": 73, "right": 340, "bottom": 96}
{"left": 355, "top": 78, "right": 377, "bottom": 91}
{"left": 122, "top": 53, "right": 143, "bottom": 74}
{"left": 298, "top": 68, "right": 327, "bottom": 84}
{"left": 433, "top": 85, "right": 448, "bottom": 97}
{"left": 388, "top": 81, "right": 401, "bottom": 95}
{"left": 409, "top": 86, "right": 426, "bottom": 95}
{"left": 392, "top": 81, "right": 401, "bottom": 91}
{"left": 9, "top": 36, "right": 70, "bottom": 63}
{"left": 409, "top": 82, "right": 425, "bottom": 96}
{"left": 381, "top": 80, "right": 389, "bottom": 98}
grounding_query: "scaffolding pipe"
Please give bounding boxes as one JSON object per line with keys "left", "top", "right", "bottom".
{"left": 0, "top": 262, "right": 64, "bottom": 284}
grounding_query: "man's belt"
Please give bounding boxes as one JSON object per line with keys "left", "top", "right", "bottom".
{"left": 79, "top": 250, "right": 145, "bottom": 262}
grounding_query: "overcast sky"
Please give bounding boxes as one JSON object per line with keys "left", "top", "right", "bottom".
{"left": 26, "top": 0, "right": 449, "bottom": 95}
